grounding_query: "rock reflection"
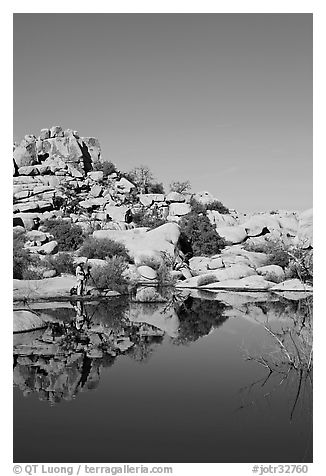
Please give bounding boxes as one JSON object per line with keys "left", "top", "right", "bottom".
{"left": 13, "top": 294, "right": 228, "bottom": 403}
{"left": 13, "top": 292, "right": 312, "bottom": 412}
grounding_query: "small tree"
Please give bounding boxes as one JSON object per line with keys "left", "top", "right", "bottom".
{"left": 127, "top": 165, "right": 154, "bottom": 193}
{"left": 169, "top": 180, "right": 191, "bottom": 194}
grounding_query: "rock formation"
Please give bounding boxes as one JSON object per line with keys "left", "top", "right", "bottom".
{"left": 13, "top": 126, "right": 313, "bottom": 297}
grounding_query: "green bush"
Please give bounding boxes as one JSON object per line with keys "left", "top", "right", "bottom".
{"left": 148, "top": 182, "right": 165, "bottom": 194}
{"left": 42, "top": 219, "right": 83, "bottom": 251}
{"left": 132, "top": 210, "right": 167, "bottom": 229}
{"left": 156, "top": 252, "right": 176, "bottom": 286}
{"left": 206, "top": 200, "right": 229, "bottom": 214}
{"left": 243, "top": 239, "right": 313, "bottom": 283}
{"left": 190, "top": 197, "right": 229, "bottom": 215}
{"left": 179, "top": 213, "right": 226, "bottom": 256}
{"left": 45, "top": 252, "right": 75, "bottom": 275}
{"left": 13, "top": 235, "right": 42, "bottom": 280}
{"left": 91, "top": 256, "right": 128, "bottom": 293}
{"left": 78, "top": 237, "right": 130, "bottom": 260}
{"left": 243, "top": 239, "right": 290, "bottom": 268}
{"left": 189, "top": 197, "right": 207, "bottom": 214}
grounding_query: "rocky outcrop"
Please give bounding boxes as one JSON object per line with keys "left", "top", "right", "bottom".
{"left": 94, "top": 222, "right": 181, "bottom": 276}
{"left": 13, "top": 276, "right": 78, "bottom": 301}
{"left": 13, "top": 310, "right": 47, "bottom": 332}
{"left": 13, "top": 125, "right": 312, "bottom": 295}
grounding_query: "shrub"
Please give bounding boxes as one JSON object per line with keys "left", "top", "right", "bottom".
{"left": 243, "top": 239, "right": 290, "bottom": 268}
{"left": 190, "top": 197, "right": 229, "bottom": 215}
{"left": 179, "top": 213, "right": 226, "bottom": 256}
{"left": 132, "top": 210, "right": 167, "bottom": 229}
{"left": 45, "top": 252, "right": 75, "bottom": 275}
{"left": 42, "top": 219, "right": 83, "bottom": 251}
{"left": 169, "top": 180, "right": 191, "bottom": 194}
{"left": 206, "top": 200, "right": 229, "bottom": 214}
{"left": 189, "top": 197, "right": 207, "bottom": 214}
{"left": 156, "top": 252, "right": 176, "bottom": 286}
{"left": 90, "top": 256, "right": 128, "bottom": 293}
{"left": 148, "top": 182, "right": 165, "bottom": 194}
{"left": 93, "top": 160, "right": 117, "bottom": 178}
{"left": 286, "top": 247, "right": 313, "bottom": 284}
{"left": 243, "top": 238, "right": 313, "bottom": 283}
{"left": 13, "top": 235, "right": 42, "bottom": 280}
{"left": 78, "top": 237, "right": 130, "bottom": 260}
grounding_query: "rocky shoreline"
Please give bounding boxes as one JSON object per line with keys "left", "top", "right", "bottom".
{"left": 13, "top": 126, "right": 313, "bottom": 313}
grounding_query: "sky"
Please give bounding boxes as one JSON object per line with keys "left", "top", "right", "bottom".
{"left": 13, "top": 13, "right": 312, "bottom": 212}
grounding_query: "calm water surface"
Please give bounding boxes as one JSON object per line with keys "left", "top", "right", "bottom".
{"left": 13, "top": 290, "right": 312, "bottom": 463}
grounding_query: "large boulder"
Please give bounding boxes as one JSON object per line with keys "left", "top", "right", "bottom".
{"left": 139, "top": 194, "right": 165, "bottom": 206}
{"left": 39, "top": 135, "right": 83, "bottom": 163}
{"left": 189, "top": 257, "right": 211, "bottom": 274}
{"left": 276, "top": 211, "right": 299, "bottom": 237}
{"left": 256, "top": 265, "right": 285, "bottom": 283}
{"left": 13, "top": 141, "right": 38, "bottom": 168}
{"left": 13, "top": 276, "right": 77, "bottom": 300}
{"left": 39, "top": 241, "right": 58, "bottom": 255}
{"left": 13, "top": 310, "right": 46, "bottom": 333}
{"left": 137, "top": 266, "right": 158, "bottom": 281}
{"left": 88, "top": 171, "right": 104, "bottom": 182}
{"left": 176, "top": 263, "right": 256, "bottom": 288}
{"left": 94, "top": 223, "right": 180, "bottom": 268}
{"left": 80, "top": 137, "right": 101, "bottom": 163}
{"left": 115, "top": 177, "right": 135, "bottom": 194}
{"left": 18, "top": 166, "right": 40, "bottom": 176}
{"left": 215, "top": 225, "right": 247, "bottom": 244}
{"left": 168, "top": 203, "right": 191, "bottom": 216}
{"left": 90, "top": 185, "right": 103, "bottom": 197}
{"left": 43, "top": 269, "right": 57, "bottom": 278}
{"left": 205, "top": 275, "right": 275, "bottom": 290}
{"left": 39, "top": 128, "right": 50, "bottom": 140}
{"left": 207, "top": 210, "right": 238, "bottom": 227}
{"left": 271, "top": 279, "right": 313, "bottom": 293}
{"left": 50, "top": 125, "right": 64, "bottom": 138}
{"left": 165, "top": 192, "right": 185, "bottom": 203}
{"left": 242, "top": 214, "right": 281, "bottom": 237}
{"left": 220, "top": 246, "right": 269, "bottom": 269}
{"left": 25, "top": 230, "right": 48, "bottom": 244}
{"left": 105, "top": 205, "right": 128, "bottom": 222}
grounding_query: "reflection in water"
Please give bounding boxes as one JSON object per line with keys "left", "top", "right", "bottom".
{"left": 13, "top": 293, "right": 229, "bottom": 404}
{"left": 238, "top": 295, "right": 312, "bottom": 423}
{"left": 13, "top": 289, "right": 312, "bottom": 462}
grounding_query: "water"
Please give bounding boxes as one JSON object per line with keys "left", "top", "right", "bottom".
{"left": 13, "top": 289, "right": 313, "bottom": 463}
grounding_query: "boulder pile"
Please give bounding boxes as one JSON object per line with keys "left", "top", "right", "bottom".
{"left": 13, "top": 126, "right": 313, "bottom": 297}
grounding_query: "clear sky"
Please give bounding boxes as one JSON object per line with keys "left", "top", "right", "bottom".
{"left": 13, "top": 13, "right": 312, "bottom": 212}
